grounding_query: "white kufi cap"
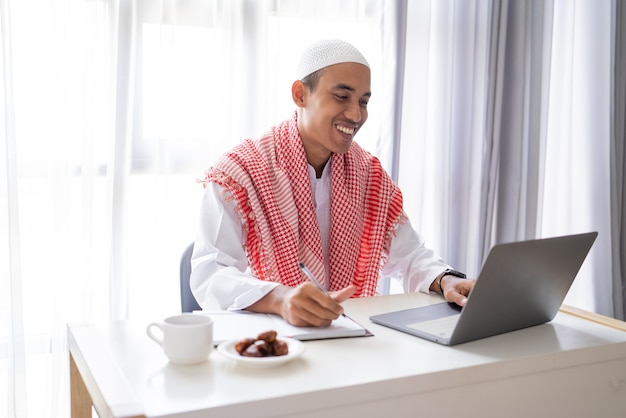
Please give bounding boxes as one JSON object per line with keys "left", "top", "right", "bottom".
{"left": 296, "top": 39, "right": 369, "bottom": 80}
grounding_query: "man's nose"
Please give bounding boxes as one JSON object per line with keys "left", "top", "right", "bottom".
{"left": 344, "top": 101, "right": 363, "bottom": 123}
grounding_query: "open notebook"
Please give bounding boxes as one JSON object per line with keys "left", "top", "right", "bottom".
{"left": 370, "top": 232, "right": 598, "bottom": 346}
{"left": 195, "top": 310, "right": 371, "bottom": 345}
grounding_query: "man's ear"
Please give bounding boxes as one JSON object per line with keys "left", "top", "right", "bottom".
{"left": 291, "top": 80, "right": 306, "bottom": 108}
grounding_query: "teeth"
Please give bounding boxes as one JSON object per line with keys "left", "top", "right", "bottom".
{"left": 336, "top": 125, "right": 355, "bottom": 135}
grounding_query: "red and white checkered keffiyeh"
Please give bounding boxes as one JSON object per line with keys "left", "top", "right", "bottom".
{"left": 201, "top": 113, "right": 406, "bottom": 297}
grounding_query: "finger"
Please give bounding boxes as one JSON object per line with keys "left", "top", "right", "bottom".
{"left": 446, "top": 279, "right": 475, "bottom": 307}
{"left": 283, "top": 296, "right": 334, "bottom": 327}
{"left": 450, "top": 292, "right": 468, "bottom": 307}
{"left": 293, "top": 284, "right": 343, "bottom": 324}
{"left": 287, "top": 311, "right": 333, "bottom": 328}
{"left": 456, "top": 278, "right": 476, "bottom": 297}
{"left": 300, "top": 282, "right": 349, "bottom": 316}
{"left": 331, "top": 285, "right": 356, "bottom": 303}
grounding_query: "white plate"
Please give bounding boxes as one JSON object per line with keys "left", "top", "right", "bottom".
{"left": 217, "top": 337, "right": 305, "bottom": 369}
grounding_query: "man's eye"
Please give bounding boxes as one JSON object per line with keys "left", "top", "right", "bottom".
{"left": 360, "top": 100, "right": 369, "bottom": 106}
{"left": 335, "top": 95, "right": 348, "bottom": 100}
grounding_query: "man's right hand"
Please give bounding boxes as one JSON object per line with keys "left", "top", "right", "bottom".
{"left": 246, "top": 282, "right": 356, "bottom": 327}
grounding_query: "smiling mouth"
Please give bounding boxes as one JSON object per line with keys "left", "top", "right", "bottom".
{"left": 336, "top": 124, "right": 356, "bottom": 135}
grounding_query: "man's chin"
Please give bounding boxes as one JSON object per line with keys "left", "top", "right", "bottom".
{"left": 334, "top": 141, "right": 354, "bottom": 154}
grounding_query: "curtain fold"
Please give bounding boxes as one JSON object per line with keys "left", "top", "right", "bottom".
{"left": 611, "top": 0, "right": 626, "bottom": 320}
{"left": 380, "top": 0, "right": 407, "bottom": 182}
{"left": 481, "top": 0, "right": 505, "bottom": 259}
{"left": 482, "top": 0, "right": 554, "bottom": 250}
{"left": 110, "top": 0, "right": 135, "bottom": 321}
{"left": 1, "top": 0, "right": 27, "bottom": 414}
{"left": 542, "top": 0, "right": 613, "bottom": 315}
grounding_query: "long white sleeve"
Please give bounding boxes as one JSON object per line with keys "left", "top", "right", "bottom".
{"left": 382, "top": 219, "right": 450, "bottom": 294}
{"left": 190, "top": 182, "right": 280, "bottom": 311}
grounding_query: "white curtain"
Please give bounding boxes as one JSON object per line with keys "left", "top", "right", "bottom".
{"left": 542, "top": 0, "right": 616, "bottom": 315}
{"left": 1, "top": 0, "right": 391, "bottom": 416}
{"left": 1, "top": 0, "right": 622, "bottom": 417}
{"left": 398, "top": 0, "right": 493, "bottom": 275}
{"left": 397, "top": 0, "right": 621, "bottom": 320}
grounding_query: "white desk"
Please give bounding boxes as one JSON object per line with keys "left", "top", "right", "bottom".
{"left": 68, "top": 292, "right": 626, "bottom": 418}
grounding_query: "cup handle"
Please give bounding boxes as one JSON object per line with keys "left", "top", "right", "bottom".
{"left": 146, "top": 322, "right": 164, "bottom": 347}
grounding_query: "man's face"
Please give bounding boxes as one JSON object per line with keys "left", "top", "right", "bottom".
{"left": 295, "top": 62, "right": 371, "bottom": 171}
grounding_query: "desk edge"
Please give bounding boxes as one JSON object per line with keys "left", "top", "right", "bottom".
{"left": 559, "top": 304, "right": 626, "bottom": 332}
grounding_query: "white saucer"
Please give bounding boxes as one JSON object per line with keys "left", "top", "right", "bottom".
{"left": 217, "top": 337, "right": 305, "bottom": 369}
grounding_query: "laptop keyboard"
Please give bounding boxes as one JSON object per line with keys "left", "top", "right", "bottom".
{"left": 406, "top": 314, "right": 461, "bottom": 338}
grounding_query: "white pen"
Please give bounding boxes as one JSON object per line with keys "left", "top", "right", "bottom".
{"left": 298, "top": 261, "right": 347, "bottom": 317}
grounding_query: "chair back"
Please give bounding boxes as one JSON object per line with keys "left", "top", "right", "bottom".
{"left": 180, "top": 242, "right": 201, "bottom": 312}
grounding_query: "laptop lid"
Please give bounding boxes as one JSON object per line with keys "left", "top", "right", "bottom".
{"left": 369, "top": 232, "right": 598, "bottom": 346}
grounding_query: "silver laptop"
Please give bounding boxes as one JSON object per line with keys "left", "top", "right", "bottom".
{"left": 369, "top": 232, "right": 598, "bottom": 346}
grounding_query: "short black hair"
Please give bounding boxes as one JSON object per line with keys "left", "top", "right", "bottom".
{"left": 301, "top": 68, "right": 325, "bottom": 92}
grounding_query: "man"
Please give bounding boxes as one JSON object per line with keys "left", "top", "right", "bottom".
{"left": 191, "top": 39, "right": 474, "bottom": 327}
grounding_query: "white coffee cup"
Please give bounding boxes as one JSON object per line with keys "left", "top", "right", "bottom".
{"left": 146, "top": 314, "right": 214, "bottom": 365}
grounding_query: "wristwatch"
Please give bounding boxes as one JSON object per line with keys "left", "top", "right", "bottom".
{"left": 437, "top": 268, "right": 467, "bottom": 295}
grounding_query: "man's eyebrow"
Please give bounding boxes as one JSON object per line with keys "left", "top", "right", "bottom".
{"left": 333, "top": 83, "right": 372, "bottom": 97}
